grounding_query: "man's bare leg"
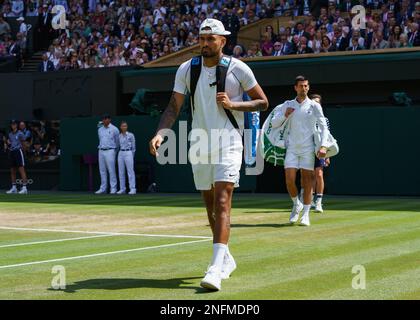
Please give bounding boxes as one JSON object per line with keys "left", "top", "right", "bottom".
{"left": 286, "top": 167, "right": 306, "bottom": 223}
{"left": 300, "top": 169, "right": 314, "bottom": 225}
{"left": 200, "top": 181, "right": 235, "bottom": 290}
{"left": 301, "top": 169, "right": 314, "bottom": 205}
{"left": 18, "top": 166, "right": 27, "bottom": 184}
{"left": 314, "top": 167, "right": 324, "bottom": 211}
{"left": 285, "top": 168, "right": 298, "bottom": 198}
{"left": 315, "top": 167, "right": 324, "bottom": 194}
{"left": 10, "top": 167, "right": 16, "bottom": 186}
{"left": 213, "top": 181, "right": 234, "bottom": 244}
{"left": 201, "top": 186, "right": 215, "bottom": 235}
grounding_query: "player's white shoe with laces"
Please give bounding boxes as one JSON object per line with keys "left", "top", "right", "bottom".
{"left": 6, "top": 186, "right": 17, "bottom": 194}
{"left": 289, "top": 201, "right": 304, "bottom": 223}
{"left": 300, "top": 211, "right": 310, "bottom": 226}
{"left": 314, "top": 201, "right": 323, "bottom": 213}
{"left": 220, "top": 251, "right": 237, "bottom": 280}
{"left": 116, "top": 189, "right": 126, "bottom": 195}
{"left": 95, "top": 189, "right": 106, "bottom": 194}
{"left": 128, "top": 189, "right": 136, "bottom": 195}
{"left": 200, "top": 265, "right": 222, "bottom": 291}
{"left": 110, "top": 190, "right": 117, "bottom": 195}
{"left": 18, "top": 186, "right": 28, "bottom": 194}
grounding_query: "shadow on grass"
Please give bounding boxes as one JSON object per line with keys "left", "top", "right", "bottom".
{"left": 48, "top": 277, "right": 216, "bottom": 294}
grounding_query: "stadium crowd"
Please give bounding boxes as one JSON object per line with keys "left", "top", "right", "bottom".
{"left": 1, "top": 120, "right": 60, "bottom": 163}
{"left": 237, "top": 0, "right": 420, "bottom": 58}
{"left": 0, "top": 0, "right": 419, "bottom": 71}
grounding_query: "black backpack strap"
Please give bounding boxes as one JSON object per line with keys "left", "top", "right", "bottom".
{"left": 216, "top": 55, "right": 239, "bottom": 130}
{"left": 190, "top": 54, "right": 239, "bottom": 130}
{"left": 189, "top": 55, "right": 201, "bottom": 114}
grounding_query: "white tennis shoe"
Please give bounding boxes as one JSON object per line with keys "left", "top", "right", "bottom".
{"left": 6, "top": 186, "right": 17, "bottom": 194}
{"left": 95, "top": 189, "right": 106, "bottom": 194}
{"left": 116, "top": 189, "right": 126, "bottom": 195}
{"left": 289, "top": 201, "right": 304, "bottom": 223}
{"left": 18, "top": 186, "right": 28, "bottom": 194}
{"left": 221, "top": 252, "right": 237, "bottom": 280}
{"left": 128, "top": 189, "right": 136, "bottom": 195}
{"left": 300, "top": 211, "right": 310, "bottom": 226}
{"left": 200, "top": 265, "right": 222, "bottom": 291}
{"left": 314, "top": 200, "right": 323, "bottom": 213}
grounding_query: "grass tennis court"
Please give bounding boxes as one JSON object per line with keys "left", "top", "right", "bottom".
{"left": 0, "top": 192, "right": 419, "bottom": 300}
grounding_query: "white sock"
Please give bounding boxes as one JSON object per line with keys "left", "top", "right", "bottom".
{"left": 291, "top": 196, "right": 299, "bottom": 205}
{"left": 316, "top": 194, "right": 323, "bottom": 204}
{"left": 211, "top": 243, "right": 227, "bottom": 269}
{"left": 303, "top": 204, "right": 311, "bottom": 214}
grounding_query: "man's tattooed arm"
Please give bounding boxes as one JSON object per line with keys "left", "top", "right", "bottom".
{"left": 155, "top": 91, "right": 185, "bottom": 135}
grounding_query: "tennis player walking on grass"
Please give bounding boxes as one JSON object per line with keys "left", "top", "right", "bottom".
{"left": 271, "top": 76, "right": 329, "bottom": 226}
{"left": 149, "top": 18, "right": 268, "bottom": 291}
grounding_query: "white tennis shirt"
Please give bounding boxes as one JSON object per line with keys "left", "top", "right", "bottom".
{"left": 271, "top": 97, "right": 329, "bottom": 153}
{"left": 173, "top": 57, "right": 258, "bottom": 159}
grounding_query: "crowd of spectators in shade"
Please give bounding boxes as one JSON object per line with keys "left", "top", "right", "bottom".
{"left": 1, "top": 120, "right": 60, "bottom": 163}
{"left": 0, "top": 0, "right": 420, "bottom": 72}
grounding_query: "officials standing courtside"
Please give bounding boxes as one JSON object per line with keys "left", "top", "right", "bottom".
{"left": 96, "top": 114, "right": 119, "bottom": 194}
{"left": 117, "top": 121, "right": 136, "bottom": 195}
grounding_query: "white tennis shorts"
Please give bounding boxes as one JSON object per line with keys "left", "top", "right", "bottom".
{"left": 284, "top": 148, "right": 315, "bottom": 171}
{"left": 191, "top": 161, "right": 241, "bottom": 191}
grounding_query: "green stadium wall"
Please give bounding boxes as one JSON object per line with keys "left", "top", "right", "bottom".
{"left": 60, "top": 106, "right": 419, "bottom": 196}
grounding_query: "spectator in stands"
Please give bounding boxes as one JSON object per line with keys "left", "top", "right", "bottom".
{"left": 15, "top": 32, "right": 26, "bottom": 54}
{"left": 6, "top": 36, "right": 21, "bottom": 67}
{"left": 309, "top": 29, "right": 323, "bottom": 53}
{"left": 296, "top": 36, "right": 314, "bottom": 54}
{"left": 11, "top": 0, "right": 24, "bottom": 17}
{"left": 31, "top": 122, "right": 46, "bottom": 143}
{"left": 408, "top": 22, "right": 420, "bottom": 46}
{"left": 11, "top": 0, "right": 417, "bottom": 73}
{"left": 265, "top": 25, "right": 277, "bottom": 42}
{"left": 246, "top": 41, "right": 263, "bottom": 57}
{"left": 261, "top": 32, "right": 274, "bottom": 56}
{"left": 30, "top": 140, "right": 47, "bottom": 163}
{"left": 232, "top": 44, "right": 245, "bottom": 58}
{"left": 346, "top": 37, "right": 364, "bottom": 51}
{"left": 293, "top": 21, "right": 311, "bottom": 39}
{"left": 44, "top": 139, "right": 60, "bottom": 158}
{"left": 16, "top": 16, "right": 27, "bottom": 39}
{"left": 0, "top": 15, "right": 11, "bottom": 40}
{"left": 221, "top": 3, "right": 241, "bottom": 54}
{"left": 320, "top": 35, "right": 334, "bottom": 52}
{"left": 26, "top": 0, "right": 38, "bottom": 16}
{"left": 39, "top": 52, "right": 55, "bottom": 72}
{"left": 36, "top": 5, "right": 54, "bottom": 51}
{"left": 398, "top": 33, "right": 411, "bottom": 47}
{"left": 246, "top": 9, "right": 260, "bottom": 24}
{"left": 371, "top": 31, "right": 390, "bottom": 49}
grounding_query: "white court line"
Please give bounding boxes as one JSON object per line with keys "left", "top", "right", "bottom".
{"left": 0, "top": 238, "right": 211, "bottom": 270}
{"left": 0, "top": 234, "right": 114, "bottom": 249}
{"left": 0, "top": 226, "right": 212, "bottom": 239}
